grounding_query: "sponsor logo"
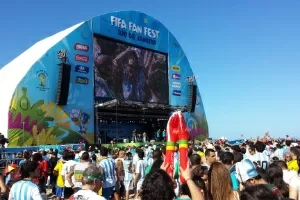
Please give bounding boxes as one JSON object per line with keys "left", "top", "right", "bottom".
{"left": 172, "top": 82, "right": 181, "bottom": 88}
{"left": 36, "top": 70, "right": 49, "bottom": 91}
{"left": 74, "top": 43, "right": 89, "bottom": 52}
{"left": 75, "top": 65, "right": 89, "bottom": 74}
{"left": 171, "top": 65, "right": 180, "bottom": 72}
{"left": 172, "top": 90, "right": 181, "bottom": 96}
{"left": 172, "top": 73, "right": 181, "bottom": 80}
{"left": 75, "top": 76, "right": 89, "bottom": 85}
{"left": 75, "top": 54, "right": 89, "bottom": 63}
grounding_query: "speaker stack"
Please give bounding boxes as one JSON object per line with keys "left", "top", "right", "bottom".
{"left": 56, "top": 63, "right": 71, "bottom": 105}
{"left": 187, "top": 84, "right": 197, "bottom": 113}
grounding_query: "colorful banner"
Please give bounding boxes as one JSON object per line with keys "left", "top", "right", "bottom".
{"left": 7, "top": 11, "right": 208, "bottom": 146}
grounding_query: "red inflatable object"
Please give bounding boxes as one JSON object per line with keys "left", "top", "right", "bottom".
{"left": 166, "top": 111, "right": 189, "bottom": 183}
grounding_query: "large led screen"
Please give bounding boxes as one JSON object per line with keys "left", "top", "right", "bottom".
{"left": 93, "top": 36, "right": 169, "bottom": 104}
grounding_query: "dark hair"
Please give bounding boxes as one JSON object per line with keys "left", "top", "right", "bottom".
{"left": 20, "top": 161, "right": 38, "bottom": 179}
{"left": 81, "top": 152, "right": 90, "bottom": 161}
{"left": 180, "top": 184, "right": 191, "bottom": 197}
{"left": 152, "top": 149, "right": 162, "bottom": 160}
{"left": 274, "top": 160, "right": 288, "bottom": 169}
{"left": 68, "top": 151, "right": 75, "bottom": 160}
{"left": 267, "top": 163, "right": 289, "bottom": 197}
{"left": 285, "top": 140, "right": 292, "bottom": 147}
{"left": 42, "top": 151, "right": 47, "bottom": 156}
{"left": 141, "top": 169, "right": 175, "bottom": 200}
{"left": 23, "top": 151, "right": 31, "bottom": 160}
{"left": 232, "top": 145, "right": 241, "bottom": 153}
{"left": 62, "top": 150, "right": 69, "bottom": 161}
{"left": 190, "top": 154, "right": 201, "bottom": 166}
{"left": 138, "top": 150, "right": 145, "bottom": 159}
{"left": 150, "top": 159, "right": 164, "bottom": 172}
{"left": 187, "top": 148, "right": 193, "bottom": 158}
{"left": 32, "top": 152, "right": 42, "bottom": 162}
{"left": 100, "top": 146, "right": 109, "bottom": 157}
{"left": 215, "top": 146, "right": 221, "bottom": 152}
{"left": 240, "top": 184, "right": 279, "bottom": 200}
{"left": 255, "top": 141, "right": 266, "bottom": 153}
{"left": 233, "top": 152, "right": 243, "bottom": 163}
{"left": 205, "top": 149, "right": 215, "bottom": 157}
{"left": 220, "top": 152, "right": 234, "bottom": 165}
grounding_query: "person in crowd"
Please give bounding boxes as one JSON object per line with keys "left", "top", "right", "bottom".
{"left": 220, "top": 151, "right": 240, "bottom": 191}
{"left": 287, "top": 147, "right": 299, "bottom": 172}
{"left": 123, "top": 152, "right": 133, "bottom": 200}
{"left": 53, "top": 150, "right": 68, "bottom": 200}
{"left": 275, "top": 160, "right": 297, "bottom": 184}
{"left": 70, "top": 165, "right": 106, "bottom": 200}
{"left": 240, "top": 184, "right": 279, "bottom": 200}
{"left": 32, "top": 152, "right": 48, "bottom": 194}
{"left": 19, "top": 151, "right": 31, "bottom": 166}
{"left": 134, "top": 150, "right": 148, "bottom": 199}
{"left": 42, "top": 151, "right": 49, "bottom": 162}
{"left": 0, "top": 174, "right": 8, "bottom": 200}
{"left": 267, "top": 163, "right": 290, "bottom": 198}
{"left": 147, "top": 149, "right": 163, "bottom": 174}
{"left": 99, "top": 146, "right": 117, "bottom": 199}
{"left": 48, "top": 151, "right": 59, "bottom": 197}
{"left": 203, "top": 149, "right": 216, "bottom": 169}
{"left": 141, "top": 162, "right": 205, "bottom": 200}
{"left": 246, "top": 141, "right": 270, "bottom": 171}
{"left": 8, "top": 161, "right": 43, "bottom": 200}
{"left": 208, "top": 162, "right": 239, "bottom": 200}
{"left": 274, "top": 144, "right": 285, "bottom": 161}
{"left": 115, "top": 150, "right": 126, "bottom": 200}
{"left": 190, "top": 154, "right": 201, "bottom": 171}
{"left": 68, "top": 151, "right": 92, "bottom": 192}
{"left": 289, "top": 155, "right": 300, "bottom": 200}
{"left": 236, "top": 158, "right": 284, "bottom": 199}
{"left": 61, "top": 151, "right": 77, "bottom": 199}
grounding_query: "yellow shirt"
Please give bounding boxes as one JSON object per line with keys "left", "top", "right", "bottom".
{"left": 287, "top": 159, "right": 299, "bottom": 172}
{"left": 54, "top": 161, "right": 64, "bottom": 188}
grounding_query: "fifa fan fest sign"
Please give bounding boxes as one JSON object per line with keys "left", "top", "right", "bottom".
{"left": 166, "top": 111, "right": 189, "bottom": 183}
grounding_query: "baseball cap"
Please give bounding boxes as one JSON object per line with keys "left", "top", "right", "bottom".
{"left": 83, "top": 165, "right": 102, "bottom": 181}
{"left": 235, "top": 159, "right": 258, "bottom": 183}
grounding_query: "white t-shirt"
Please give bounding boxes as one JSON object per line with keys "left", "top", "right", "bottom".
{"left": 61, "top": 160, "right": 77, "bottom": 187}
{"left": 289, "top": 175, "right": 300, "bottom": 200}
{"left": 283, "top": 169, "right": 297, "bottom": 184}
{"left": 73, "top": 162, "right": 90, "bottom": 188}
{"left": 246, "top": 152, "right": 270, "bottom": 170}
{"left": 132, "top": 154, "right": 139, "bottom": 166}
{"left": 73, "top": 189, "right": 107, "bottom": 200}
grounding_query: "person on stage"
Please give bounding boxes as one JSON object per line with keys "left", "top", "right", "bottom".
{"left": 162, "top": 129, "right": 166, "bottom": 141}
{"left": 156, "top": 129, "right": 161, "bottom": 141}
{"left": 143, "top": 132, "right": 147, "bottom": 143}
{"left": 132, "top": 129, "right": 137, "bottom": 142}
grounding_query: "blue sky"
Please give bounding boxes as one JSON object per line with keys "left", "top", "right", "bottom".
{"left": 0, "top": 0, "right": 299, "bottom": 139}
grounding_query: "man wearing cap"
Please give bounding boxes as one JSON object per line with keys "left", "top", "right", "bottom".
{"left": 236, "top": 158, "right": 283, "bottom": 199}
{"left": 71, "top": 165, "right": 106, "bottom": 200}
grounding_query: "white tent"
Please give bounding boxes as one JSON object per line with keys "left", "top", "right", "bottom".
{"left": 0, "top": 22, "right": 83, "bottom": 138}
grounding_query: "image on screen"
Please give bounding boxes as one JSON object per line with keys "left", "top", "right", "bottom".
{"left": 93, "top": 35, "right": 169, "bottom": 104}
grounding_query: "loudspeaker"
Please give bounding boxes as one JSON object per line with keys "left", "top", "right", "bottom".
{"left": 187, "top": 85, "right": 197, "bottom": 112}
{"left": 56, "top": 63, "right": 71, "bottom": 105}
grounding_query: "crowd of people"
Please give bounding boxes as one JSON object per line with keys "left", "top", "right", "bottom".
{"left": 0, "top": 136, "right": 300, "bottom": 200}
